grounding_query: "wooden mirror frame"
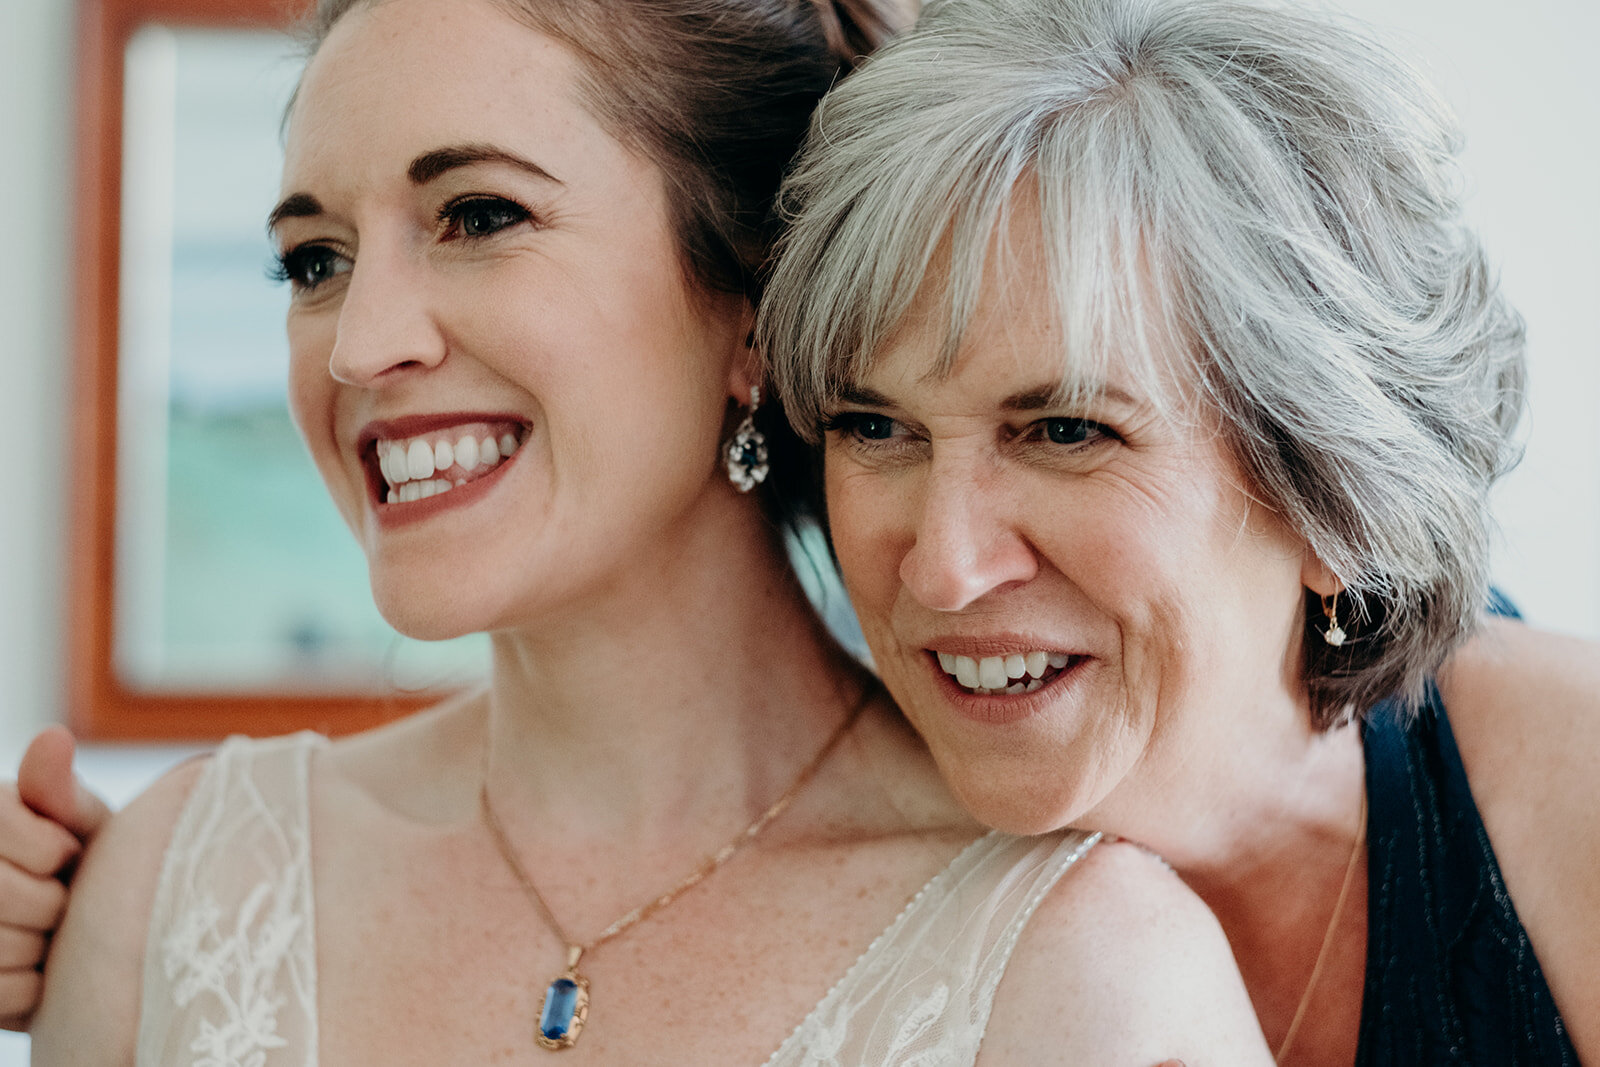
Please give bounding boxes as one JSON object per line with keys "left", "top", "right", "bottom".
{"left": 68, "top": 0, "right": 437, "bottom": 740}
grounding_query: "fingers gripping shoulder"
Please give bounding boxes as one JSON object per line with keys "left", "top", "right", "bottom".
{"left": 29, "top": 757, "right": 211, "bottom": 1064}
{"left": 981, "top": 840, "right": 1272, "bottom": 1066}
{"left": 0, "top": 785, "right": 78, "bottom": 1032}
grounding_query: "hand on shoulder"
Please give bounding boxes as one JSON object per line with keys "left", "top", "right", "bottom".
{"left": 0, "top": 728, "right": 114, "bottom": 1032}
{"left": 980, "top": 837, "right": 1271, "bottom": 1066}
{"left": 29, "top": 756, "right": 208, "bottom": 1064}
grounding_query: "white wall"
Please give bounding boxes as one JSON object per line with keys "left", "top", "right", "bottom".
{"left": 1, "top": 0, "right": 77, "bottom": 766}
{"left": 1325, "top": 0, "right": 1600, "bottom": 641}
{"left": 0, "top": 0, "right": 74, "bottom": 1059}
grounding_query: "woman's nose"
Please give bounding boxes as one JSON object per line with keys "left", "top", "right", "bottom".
{"left": 327, "top": 252, "right": 446, "bottom": 386}
{"left": 898, "top": 462, "right": 1037, "bottom": 612}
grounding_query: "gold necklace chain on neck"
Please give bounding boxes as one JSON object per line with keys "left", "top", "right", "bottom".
{"left": 479, "top": 689, "right": 872, "bottom": 1051}
{"left": 1274, "top": 790, "right": 1367, "bottom": 1064}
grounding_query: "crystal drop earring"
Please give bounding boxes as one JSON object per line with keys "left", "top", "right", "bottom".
{"left": 725, "top": 386, "right": 769, "bottom": 493}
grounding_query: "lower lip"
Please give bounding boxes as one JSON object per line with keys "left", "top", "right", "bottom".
{"left": 371, "top": 453, "right": 518, "bottom": 530}
{"left": 926, "top": 653, "right": 1089, "bottom": 726}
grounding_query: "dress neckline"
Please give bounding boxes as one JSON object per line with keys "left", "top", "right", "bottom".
{"left": 759, "top": 829, "right": 1002, "bottom": 1066}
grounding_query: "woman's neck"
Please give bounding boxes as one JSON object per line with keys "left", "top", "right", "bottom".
{"left": 1087, "top": 700, "right": 1369, "bottom": 1061}
{"left": 1084, "top": 683, "right": 1366, "bottom": 894}
{"left": 478, "top": 494, "right": 873, "bottom": 849}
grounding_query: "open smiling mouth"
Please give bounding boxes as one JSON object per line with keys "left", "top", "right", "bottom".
{"left": 366, "top": 421, "right": 527, "bottom": 506}
{"left": 933, "top": 650, "right": 1085, "bottom": 696}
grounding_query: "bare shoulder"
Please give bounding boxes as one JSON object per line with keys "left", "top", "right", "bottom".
{"left": 1439, "top": 617, "right": 1600, "bottom": 1058}
{"left": 1440, "top": 617, "right": 1600, "bottom": 835}
{"left": 1443, "top": 615, "right": 1600, "bottom": 729}
{"left": 980, "top": 837, "right": 1271, "bottom": 1066}
{"left": 29, "top": 756, "right": 210, "bottom": 1064}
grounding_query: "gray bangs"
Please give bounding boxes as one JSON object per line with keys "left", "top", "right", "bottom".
{"left": 762, "top": 0, "right": 1527, "bottom": 722}
{"left": 762, "top": 2, "right": 1180, "bottom": 440}
{"left": 764, "top": 0, "right": 1483, "bottom": 441}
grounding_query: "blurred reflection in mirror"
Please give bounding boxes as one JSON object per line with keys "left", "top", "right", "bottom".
{"left": 114, "top": 24, "right": 488, "bottom": 692}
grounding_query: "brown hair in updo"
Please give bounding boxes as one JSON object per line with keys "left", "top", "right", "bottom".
{"left": 301, "top": 0, "right": 912, "bottom": 529}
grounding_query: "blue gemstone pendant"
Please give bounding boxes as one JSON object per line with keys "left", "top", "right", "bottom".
{"left": 536, "top": 967, "right": 590, "bottom": 1050}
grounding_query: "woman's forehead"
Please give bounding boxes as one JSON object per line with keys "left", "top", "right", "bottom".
{"left": 284, "top": 0, "right": 590, "bottom": 175}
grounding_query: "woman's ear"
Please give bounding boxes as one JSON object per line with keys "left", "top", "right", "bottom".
{"left": 1301, "top": 549, "right": 1343, "bottom": 598}
{"left": 725, "top": 298, "right": 761, "bottom": 402}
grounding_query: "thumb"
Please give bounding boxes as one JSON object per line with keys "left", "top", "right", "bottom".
{"left": 18, "top": 726, "right": 112, "bottom": 841}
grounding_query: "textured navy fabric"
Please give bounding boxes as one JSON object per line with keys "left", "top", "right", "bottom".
{"left": 1356, "top": 687, "right": 1578, "bottom": 1064}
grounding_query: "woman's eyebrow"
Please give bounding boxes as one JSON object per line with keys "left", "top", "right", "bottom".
{"left": 1001, "top": 384, "right": 1139, "bottom": 412}
{"left": 266, "top": 193, "right": 322, "bottom": 235}
{"left": 835, "top": 384, "right": 895, "bottom": 408}
{"left": 265, "top": 144, "right": 565, "bottom": 235}
{"left": 407, "top": 143, "right": 564, "bottom": 186}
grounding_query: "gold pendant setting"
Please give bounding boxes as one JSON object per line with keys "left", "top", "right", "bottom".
{"left": 535, "top": 949, "right": 590, "bottom": 1050}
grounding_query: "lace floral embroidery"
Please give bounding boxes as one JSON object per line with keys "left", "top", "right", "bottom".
{"left": 137, "top": 737, "right": 1084, "bottom": 1067}
{"left": 138, "top": 734, "right": 321, "bottom": 1067}
{"left": 162, "top": 878, "right": 304, "bottom": 1064}
{"left": 766, "top": 831, "right": 1099, "bottom": 1067}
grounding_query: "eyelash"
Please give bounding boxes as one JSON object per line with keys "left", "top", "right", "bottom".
{"left": 436, "top": 194, "right": 535, "bottom": 241}
{"left": 269, "top": 244, "right": 346, "bottom": 291}
{"left": 820, "top": 412, "right": 901, "bottom": 443}
{"left": 270, "top": 195, "right": 537, "bottom": 292}
{"left": 820, "top": 412, "right": 1118, "bottom": 451}
{"left": 1020, "top": 417, "right": 1118, "bottom": 448}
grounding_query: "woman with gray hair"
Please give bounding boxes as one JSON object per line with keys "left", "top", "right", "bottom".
{"left": 763, "top": 0, "right": 1598, "bottom": 1061}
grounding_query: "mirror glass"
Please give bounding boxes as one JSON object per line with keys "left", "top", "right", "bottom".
{"left": 113, "top": 24, "right": 488, "bottom": 692}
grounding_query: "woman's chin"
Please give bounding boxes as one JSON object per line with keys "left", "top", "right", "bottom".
{"left": 938, "top": 761, "right": 1090, "bottom": 837}
{"left": 368, "top": 586, "right": 495, "bottom": 644}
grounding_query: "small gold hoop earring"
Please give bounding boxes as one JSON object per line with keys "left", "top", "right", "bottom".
{"left": 1322, "top": 591, "right": 1347, "bottom": 647}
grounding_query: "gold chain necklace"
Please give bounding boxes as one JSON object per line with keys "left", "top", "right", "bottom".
{"left": 1274, "top": 791, "right": 1367, "bottom": 1064}
{"left": 480, "top": 693, "right": 869, "bottom": 1051}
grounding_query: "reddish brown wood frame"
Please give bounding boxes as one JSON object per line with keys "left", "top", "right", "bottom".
{"left": 68, "top": 0, "right": 439, "bottom": 740}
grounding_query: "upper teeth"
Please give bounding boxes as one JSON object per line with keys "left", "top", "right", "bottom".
{"left": 936, "top": 651, "right": 1072, "bottom": 695}
{"left": 376, "top": 424, "right": 521, "bottom": 504}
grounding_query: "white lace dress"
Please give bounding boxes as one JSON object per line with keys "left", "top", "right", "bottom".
{"left": 136, "top": 733, "right": 1099, "bottom": 1066}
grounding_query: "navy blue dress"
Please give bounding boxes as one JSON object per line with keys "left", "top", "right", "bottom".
{"left": 1356, "top": 685, "right": 1579, "bottom": 1064}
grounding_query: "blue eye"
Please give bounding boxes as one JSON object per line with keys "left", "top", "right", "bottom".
{"left": 440, "top": 196, "right": 530, "bottom": 239}
{"left": 270, "top": 244, "right": 348, "bottom": 291}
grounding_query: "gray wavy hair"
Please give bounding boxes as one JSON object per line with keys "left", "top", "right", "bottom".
{"left": 760, "top": 0, "right": 1526, "bottom": 724}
